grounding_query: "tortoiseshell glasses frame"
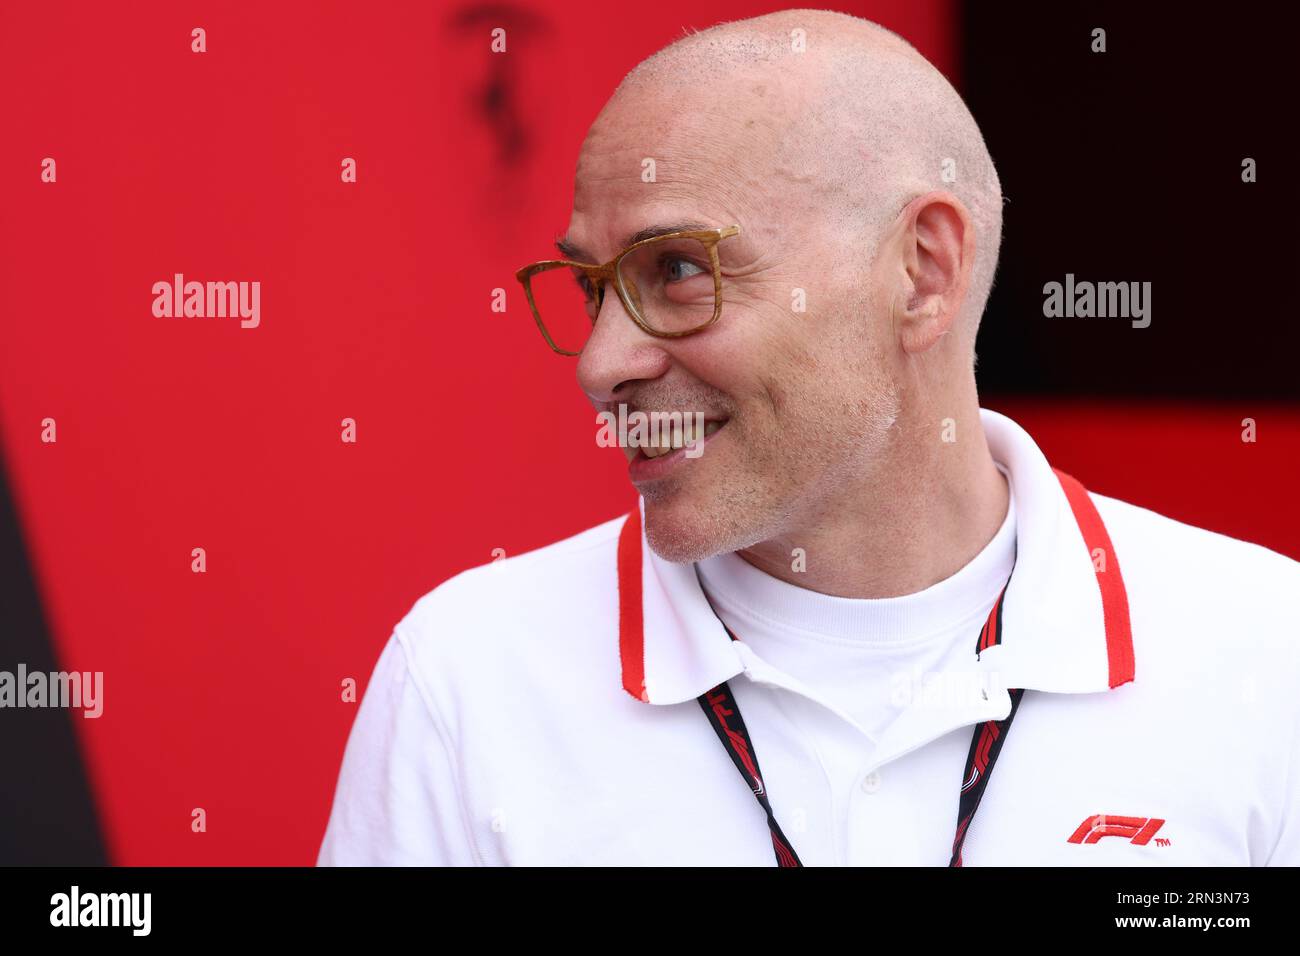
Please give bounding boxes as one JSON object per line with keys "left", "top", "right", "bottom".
{"left": 514, "top": 224, "right": 741, "bottom": 356}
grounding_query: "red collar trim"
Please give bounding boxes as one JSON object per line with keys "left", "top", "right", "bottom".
{"left": 1051, "top": 468, "right": 1135, "bottom": 687}
{"left": 617, "top": 506, "right": 648, "bottom": 702}
{"left": 617, "top": 471, "right": 1135, "bottom": 702}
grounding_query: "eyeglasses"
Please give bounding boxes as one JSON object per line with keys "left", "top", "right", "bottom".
{"left": 515, "top": 224, "right": 740, "bottom": 356}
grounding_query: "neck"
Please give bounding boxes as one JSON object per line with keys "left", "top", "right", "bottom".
{"left": 736, "top": 406, "right": 1009, "bottom": 599}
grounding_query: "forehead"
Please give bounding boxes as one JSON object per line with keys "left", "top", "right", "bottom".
{"left": 566, "top": 77, "right": 795, "bottom": 259}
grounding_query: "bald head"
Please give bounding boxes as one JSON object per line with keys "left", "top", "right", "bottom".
{"left": 612, "top": 9, "right": 1002, "bottom": 340}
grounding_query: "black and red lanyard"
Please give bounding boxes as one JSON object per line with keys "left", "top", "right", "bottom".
{"left": 696, "top": 578, "right": 1024, "bottom": 867}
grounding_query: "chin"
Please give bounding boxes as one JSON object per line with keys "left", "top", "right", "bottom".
{"left": 641, "top": 484, "right": 760, "bottom": 565}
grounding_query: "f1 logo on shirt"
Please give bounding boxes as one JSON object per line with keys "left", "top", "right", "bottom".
{"left": 1068, "top": 815, "right": 1166, "bottom": 845}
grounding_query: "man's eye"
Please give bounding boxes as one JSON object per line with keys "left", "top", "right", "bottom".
{"left": 663, "top": 257, "right": 706, "bottom": 282}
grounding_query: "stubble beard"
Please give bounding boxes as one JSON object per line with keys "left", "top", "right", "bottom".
{"left": 642, "top": 381, "right": 901, "bottom": 565}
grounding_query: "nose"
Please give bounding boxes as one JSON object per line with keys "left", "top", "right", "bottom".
{"left": 576, "top": 281, "right": 672, "bottom": 405}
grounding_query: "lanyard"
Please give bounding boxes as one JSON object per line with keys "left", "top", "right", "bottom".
{"left": 695, "top": 577, "right": 1023, "bottom": 867}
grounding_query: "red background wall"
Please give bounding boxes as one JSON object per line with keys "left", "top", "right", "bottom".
{"left": 1, "top": 1, "right": 1294, "bottom": 865}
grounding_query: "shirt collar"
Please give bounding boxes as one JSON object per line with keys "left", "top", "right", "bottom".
{"left": 617, "top": 407, "right": 1135, "bottom": 705}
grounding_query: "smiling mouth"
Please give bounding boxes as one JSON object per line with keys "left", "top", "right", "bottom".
{"left": 632, "top": 418, "right": 727, "bottom": 459}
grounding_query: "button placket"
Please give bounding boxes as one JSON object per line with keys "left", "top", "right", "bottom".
{"left": 733, "top": 645, "right": 883, "bottom": 866}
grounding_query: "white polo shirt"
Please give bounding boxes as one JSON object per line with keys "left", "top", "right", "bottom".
{"left": 317, "top": 408, "right": 1300, "bottom": 866}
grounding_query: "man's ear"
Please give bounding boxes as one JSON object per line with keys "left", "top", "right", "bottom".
{"left": 889, "top": 191, "right": 974, "bottom": 354}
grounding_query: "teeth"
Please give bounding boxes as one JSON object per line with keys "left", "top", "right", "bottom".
{"left": 639, "top": 420, "right": 724, "bottom": 458}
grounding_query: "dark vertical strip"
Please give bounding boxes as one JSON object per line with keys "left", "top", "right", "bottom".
{"left": 0, "top": 441, "right": 107, "bottom": 865}
{"left": 961, "top": 1, "right": 1300, "bottom": 399}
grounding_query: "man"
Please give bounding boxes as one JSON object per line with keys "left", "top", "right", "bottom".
{"left": 318, "top": 10, "right": 1300, "bottom": 865}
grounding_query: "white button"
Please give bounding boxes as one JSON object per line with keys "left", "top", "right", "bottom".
{"left": 860, "top": 771, "right": 882, "bottom": 794}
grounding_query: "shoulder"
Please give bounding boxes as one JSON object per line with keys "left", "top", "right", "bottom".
{"left": 387, "top": 511, "right": 630, "bottom": 705}
{"left": 1090, "top": 491, "right": 1300, "bottom": 664}
{"left": 400, "top": 511, "right": 626, "bottom": 631}
{"left": 1093, "top": 491, "right": 1300, "bottom": 603}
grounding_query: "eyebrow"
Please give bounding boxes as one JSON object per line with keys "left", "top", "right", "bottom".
{"left": 554, "top": 221, "right": 711, "bottom": 262}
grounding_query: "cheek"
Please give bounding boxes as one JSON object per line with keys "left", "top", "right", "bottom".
{"left": 680, "top": 304, "right": 867, "bottom": 464}
{"left": 760, "top": 347, "right": 839, "bottom": 428}
{"left": 725, "top": 379, "right": 818, "bottom": 478}
{"left": 704, "top": 346, "right": 829, "bottom": 468}
{"left": 747, "top": 361, "right": 879, "bottom": 472}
